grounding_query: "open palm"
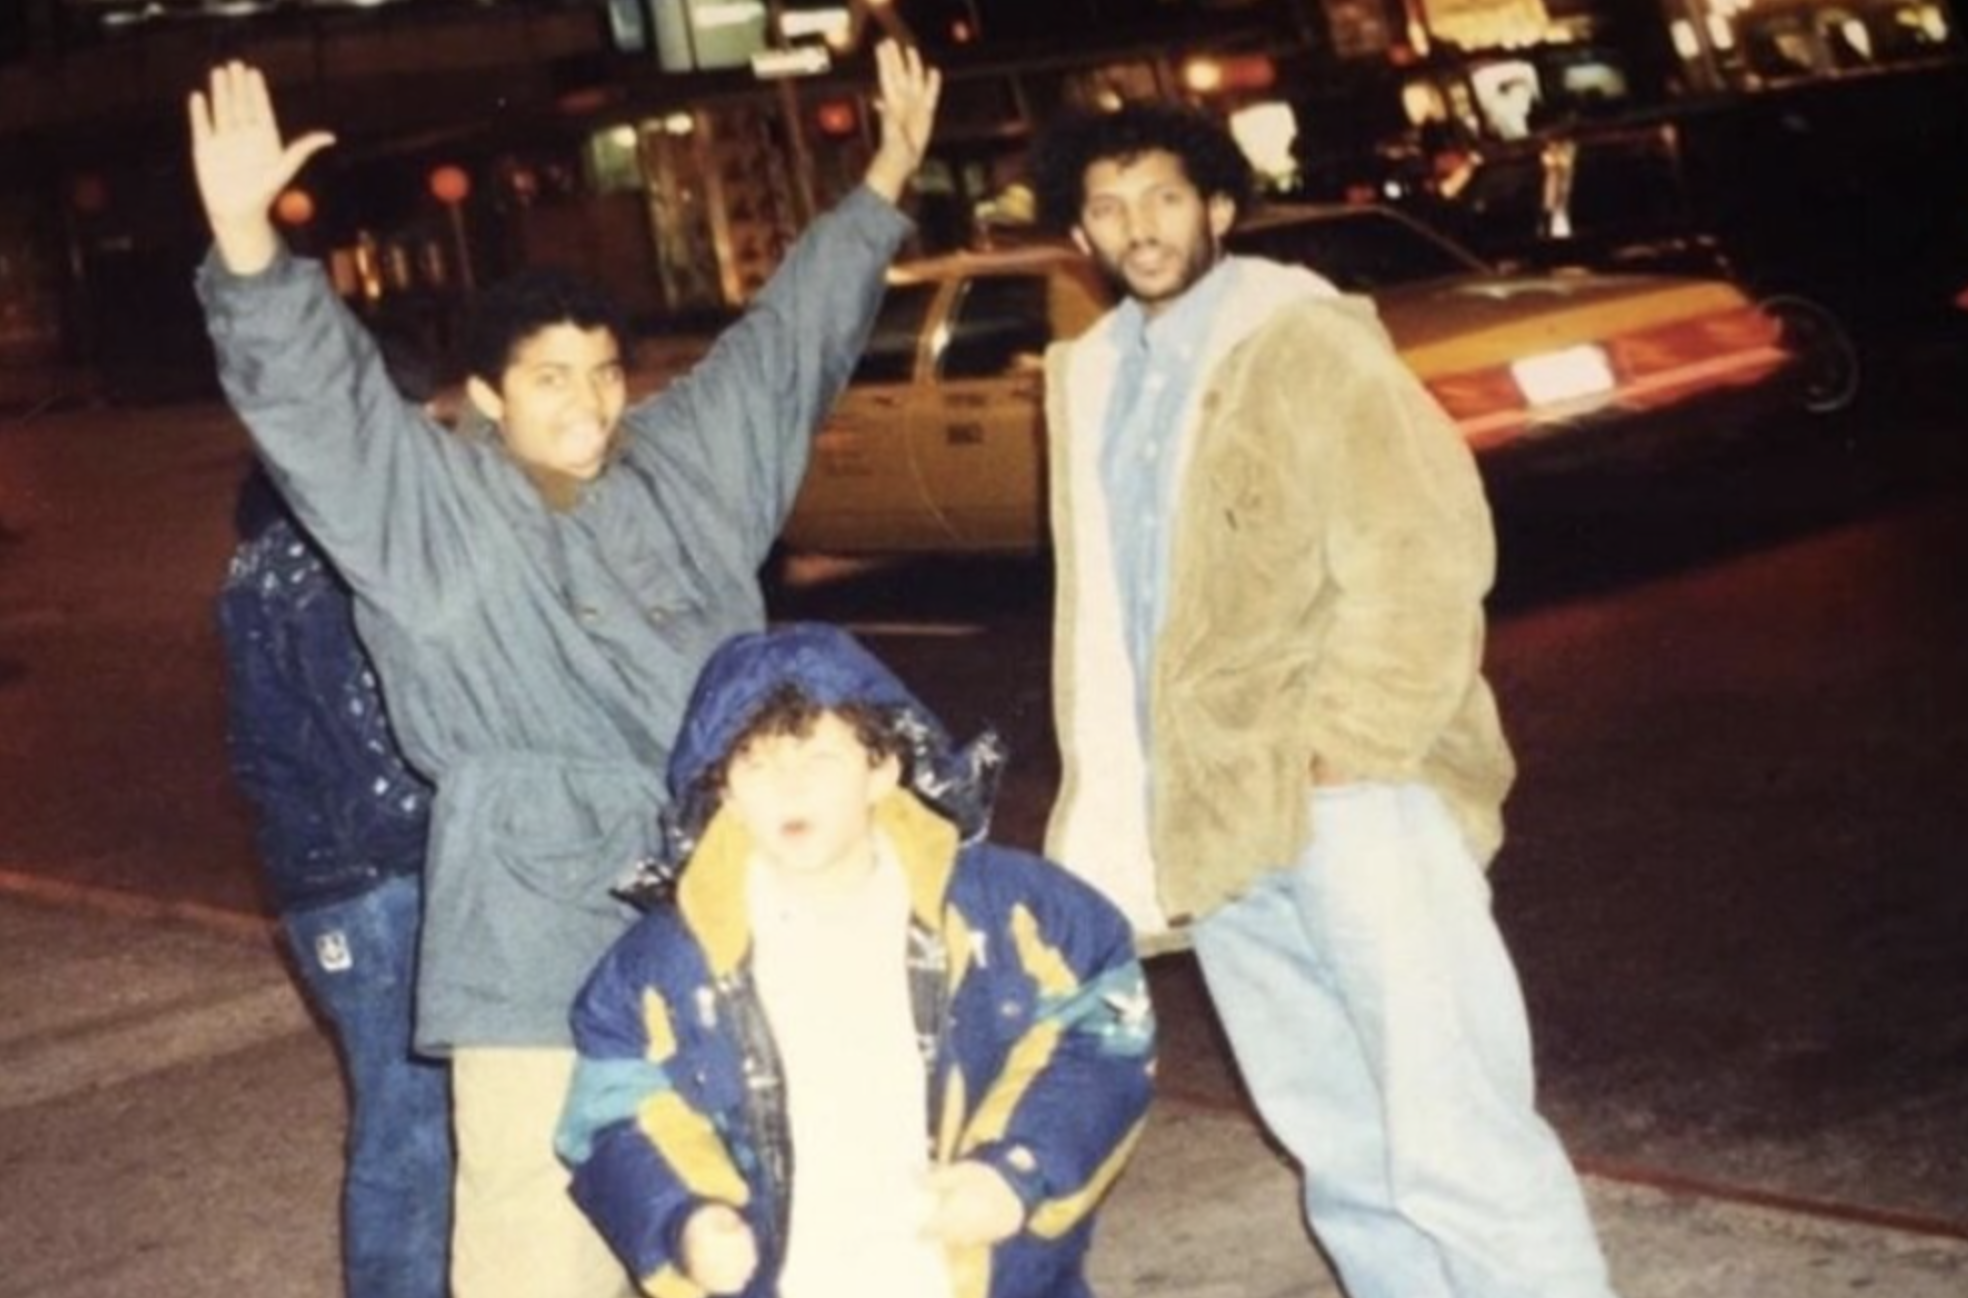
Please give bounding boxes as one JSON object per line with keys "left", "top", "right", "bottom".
{"left": 188, "top": 62, "right": 334, "bottom": 271}
{"left": 864, "top": 40, "right": 942, "bottom": 205}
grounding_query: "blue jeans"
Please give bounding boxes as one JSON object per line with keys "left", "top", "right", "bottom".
{"left": 1192, "top": 783, "right": 1617, "bottom": 1298}
{"left": 285, "top": 874, "right": 453, "bottom": 1298}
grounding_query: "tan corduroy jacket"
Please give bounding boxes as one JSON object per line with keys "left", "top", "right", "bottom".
{"left": 1044, "top": 257, "right": 1517, "bottom": 938}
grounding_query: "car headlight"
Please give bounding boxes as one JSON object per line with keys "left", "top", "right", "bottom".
{"left": 1510, "top": 345, "right": 1615, "bottom": 408}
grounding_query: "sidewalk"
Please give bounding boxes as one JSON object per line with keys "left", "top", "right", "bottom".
{"left": 2, "top": 887, "right": 1964, "bottom": 1298}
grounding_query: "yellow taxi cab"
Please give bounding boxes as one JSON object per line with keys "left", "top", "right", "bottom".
{"left": 782, "top": 203, "right": 1834, "bottom": 556}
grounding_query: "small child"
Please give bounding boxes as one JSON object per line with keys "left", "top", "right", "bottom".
{"left": 556, "top": 623, "right": 1155, "bottom": 1298}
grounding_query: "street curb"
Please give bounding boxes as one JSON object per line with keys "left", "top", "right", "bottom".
{"left": 1575, "top": 1155, "right": 1968, "bottom": 1243}
{"left": 1156, "top": 1082, "right": 1968, "bottom": 1243}
{"left": 1098, "top": 1092, "right": 1968, "bottom": 1298}
{"left": 0, "top": 868, "right": 274, "bottom": 943}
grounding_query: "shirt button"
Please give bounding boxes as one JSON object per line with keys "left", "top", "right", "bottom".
{"left": 577, "top": 604, "right": 602, "bottom": 624}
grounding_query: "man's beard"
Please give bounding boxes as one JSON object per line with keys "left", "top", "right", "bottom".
{"left": 1091, "top": 229, "right": 1223, "bottom": 310}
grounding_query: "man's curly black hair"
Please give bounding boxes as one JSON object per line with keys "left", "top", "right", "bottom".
{"left": 462, "top": 266, "right": 634, "bottom": 385}
{"left": 1031, "top": 102, "right": 1256, "bottom": 234}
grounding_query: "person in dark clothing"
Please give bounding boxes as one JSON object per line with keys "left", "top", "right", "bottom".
{"left": 218, "top": 468, "right": 450, "bottom": 1298}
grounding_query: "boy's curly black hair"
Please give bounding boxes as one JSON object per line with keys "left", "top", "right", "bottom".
{"left": 461, "top": 266, "right": 634, "bottom": 385}
{"left": 1031, "top": 102, "right": 1256, "bottom": 234}
{"left": 696, "top": 683, "right": 908, "bottom": 804}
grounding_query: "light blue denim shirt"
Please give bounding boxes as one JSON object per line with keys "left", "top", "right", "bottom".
{"left": 1098, "top": 257, "right": 1236, "bottom": 741}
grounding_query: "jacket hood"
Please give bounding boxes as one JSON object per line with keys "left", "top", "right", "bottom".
{"left": 618, "top": 623, "right": 1004, "bottom": 908}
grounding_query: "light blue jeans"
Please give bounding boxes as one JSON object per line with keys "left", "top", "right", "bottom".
{"left": 285, "top": 873, "right": 453, "bottom": 1298}
{"left": 1192, "top": 783, "right": 1617, "bottom": 1298}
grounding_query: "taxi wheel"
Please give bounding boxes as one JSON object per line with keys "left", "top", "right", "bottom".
{"left": 1763, "top": 295, "right": 1862, "bottom": 415}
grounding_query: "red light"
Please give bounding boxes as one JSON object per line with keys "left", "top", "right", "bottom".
{"left": 1424, "top": 305, "right": 1794, "bottom": 450}
{"left": 814, "top": 100, "right": 858, "bottom": 138}
{"left": 557, "top": 87, "right": 613, "bottom": 116}
{"left": 274, "top": 188, "right": 316, "bottom": 227}
{"left": 428, "top": 165, "right": 472, "bottom": 205}
{"left": 1221, "top": 55, "right": 1276, "bottom": 91}
{"left": 1182, "top": 54, "right": 1276, "bottom": 95}
{"left": 1603, "top": 308, "right": 1787, "bottom": 410}
{"left": 1426, "top": 366, "right": 1529, "bottom": 449}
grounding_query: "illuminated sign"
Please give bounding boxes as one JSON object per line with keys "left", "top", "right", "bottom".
{"left": 1419, "top": 0, "right": 1554, "bottom": 49}
{"left": 647, "top": 0, "right": 769, "bottom": 71}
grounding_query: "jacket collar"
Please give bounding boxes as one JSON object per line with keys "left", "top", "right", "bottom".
{"left": 677, "top": 790, "right": 960, "bottom": 979}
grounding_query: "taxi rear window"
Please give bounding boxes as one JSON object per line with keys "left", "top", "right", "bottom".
{"left": 938, "top": 275, "right": 1053, "bottom": 381}
{"left": 853, "top": 283, "right": 938, "bottom": 384}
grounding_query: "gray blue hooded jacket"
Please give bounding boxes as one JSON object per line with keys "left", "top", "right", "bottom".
{"left": 197, "top": 187, "right": 910, "bottom": 1050}
{"left": 557, "top": 624, "right": 1156, "bottom": 1298}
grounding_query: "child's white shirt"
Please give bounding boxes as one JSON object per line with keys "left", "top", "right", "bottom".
{"left": 748, "top": 839, "right": 955, "bottom": 1298}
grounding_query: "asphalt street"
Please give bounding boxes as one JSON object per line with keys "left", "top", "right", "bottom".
{"left": 4, "top": 890, "right": 1967, "bottom": 1297}
{"left": 4, "top": 356, "right": 1968, "bottom": 1293}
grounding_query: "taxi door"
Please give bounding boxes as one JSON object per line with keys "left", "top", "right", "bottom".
{"left": 782, "top": 279, "right": 949, "bottom": 553}
{"left": 909, "top": 266, "right": 1107, "bottom": 552}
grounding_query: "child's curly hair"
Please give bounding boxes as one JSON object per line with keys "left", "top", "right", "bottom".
{"left": 1031, "top": 102, "right": 1255, "bottom": 234}
{"left": 697, "top": 683, "right": 907, "bottom": 804}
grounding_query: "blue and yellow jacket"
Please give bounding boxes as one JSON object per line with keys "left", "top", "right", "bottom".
{"left": 555, "top": 621, "right": 1155, "bottom": 1298}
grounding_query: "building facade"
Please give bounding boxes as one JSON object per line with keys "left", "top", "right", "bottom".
{"left": 0, "top": 0, "right": 1961, "bottom": 404}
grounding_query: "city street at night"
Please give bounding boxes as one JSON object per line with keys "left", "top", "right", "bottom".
{"left": 3, "top": 340, "right": 1967, "bottom": 1293}
{"left": 7, "top": 2, "right": 1968, "bottom": 1292}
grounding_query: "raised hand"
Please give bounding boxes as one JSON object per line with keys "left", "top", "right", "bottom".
{"left": 863, "top": 40, "right": 942, "bottom": 207}
{"left": 188, "top": 61, "right": 336, "bottom": 275}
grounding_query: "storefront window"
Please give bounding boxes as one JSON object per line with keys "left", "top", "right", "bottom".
{"left": 1675, "top": 0, "right": 1958, "bottom": 89}
{"left": 586, "top": 125, "right": 646, "bottom": 195}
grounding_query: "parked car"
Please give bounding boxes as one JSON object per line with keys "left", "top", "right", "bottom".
{"left": 782, "top": 203, "right": 1838, "bottom": 556}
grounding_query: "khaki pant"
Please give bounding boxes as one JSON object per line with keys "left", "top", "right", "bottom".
{"left": 451, "top": 1046, "right": 638, "bottom": 1298}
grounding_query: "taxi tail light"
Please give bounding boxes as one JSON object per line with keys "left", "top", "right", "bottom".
{"left": 1603, "top": 306, "right": 1788, "bottom": 407}
{"left": 1426, "top": 368, "right": 1529, "bottom": 450}
{"left": 1424, "top": 304, "right": 1789, "bottom": 450}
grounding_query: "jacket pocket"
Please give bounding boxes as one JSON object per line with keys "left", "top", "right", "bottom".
{"left": 471, "top": 758, "right": 663, "bottom": 912}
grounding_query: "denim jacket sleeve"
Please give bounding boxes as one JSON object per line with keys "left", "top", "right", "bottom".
{"left": 197, "top": 248, "right": 479, "bottom": 623}
{"left": 620, "top": 185, "right": 912, "bottom": 568}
